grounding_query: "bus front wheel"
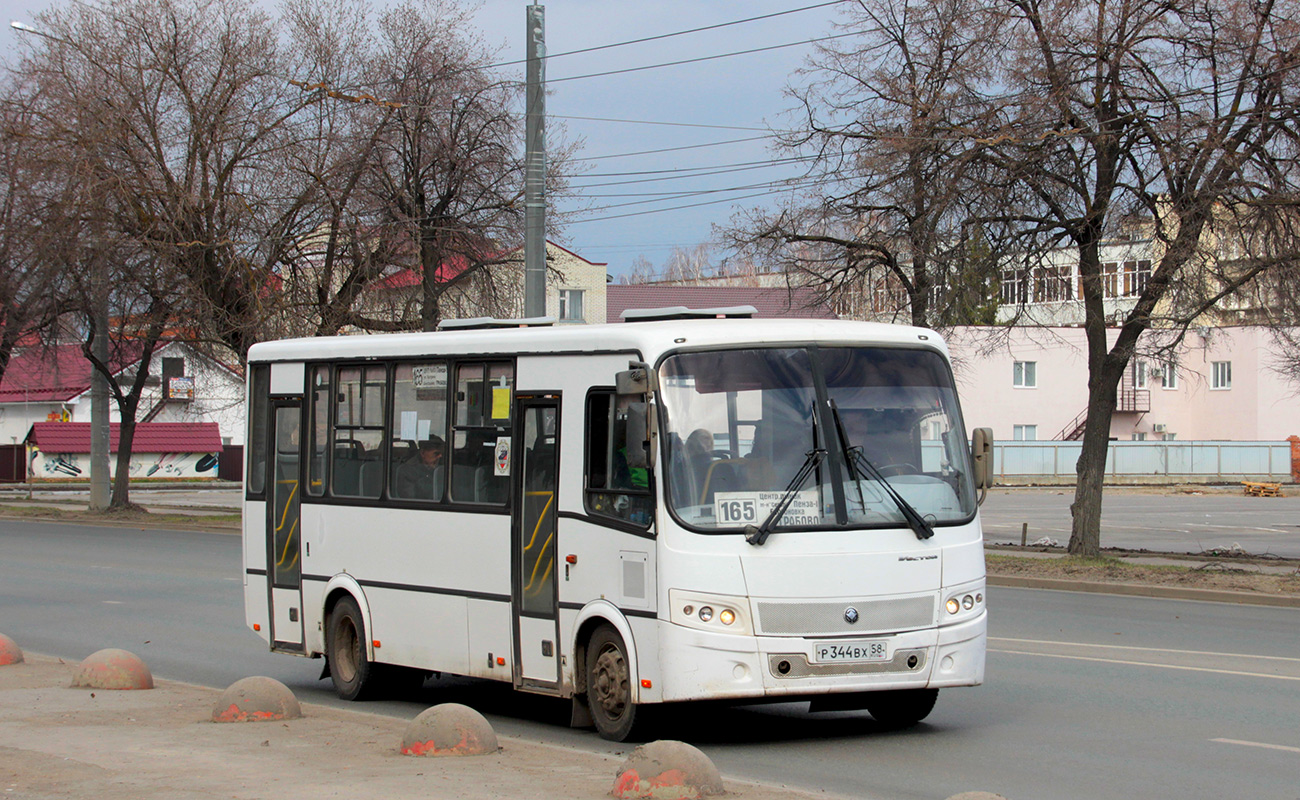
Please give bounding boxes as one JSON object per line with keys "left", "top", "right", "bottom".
{"left": 587, "top": 624, "right": 640, "bottom": 741}
{"left": 865, "top": 688, "right": 939, "bottom": 728}
{"left": 326, "top": 596, "right": 376, "bottom": 701}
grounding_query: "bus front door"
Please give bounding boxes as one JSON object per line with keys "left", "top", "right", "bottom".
{"left": 268, "top": 402, "right": 304, "bottom": 651}
{"left": 511, "top": 399, "right": 561, "bottom": 691}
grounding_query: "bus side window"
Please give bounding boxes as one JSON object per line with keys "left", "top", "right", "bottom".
{"left": 585, "top": 390, "right": 652, "bottom": 527}
{"left": 450, "top": 362, "right": 512, "bottom": 505}
{"left": 306, "top": 365, "right": 330, "bottom": 497}
{"left": 332, "top": 365, "right": 386, "bottom": 499}
{"left": 247, "top": 365, "right": 269, "bottom": 496}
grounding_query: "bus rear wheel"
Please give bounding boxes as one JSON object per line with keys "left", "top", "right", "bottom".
{"left": 587, "top": 624, "right": 641, "bottom": 741}
{"left": 326, "top": 596, "right": 377, "bottom": 701}
{"left": 865, "top": 688, "right": 939, "bottom": 728}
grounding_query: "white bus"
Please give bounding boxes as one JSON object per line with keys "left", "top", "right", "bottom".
{"left": 242, "top": 310, "right": 993, "bottom": 740}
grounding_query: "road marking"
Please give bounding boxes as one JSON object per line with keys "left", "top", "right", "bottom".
{"left": 1211, "top": 738, "right": 1300, "bottom": 754}
{"left": 990, "top": 648, "right": 1300, "bottom": 681}
{"left": 101, "top": 600, "right": 123, "bottom": 604}
{"left": 991, "top": 637, "right": 1300, "bottom": 663}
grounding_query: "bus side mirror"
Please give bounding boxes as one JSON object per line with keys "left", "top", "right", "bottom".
{"left": 971, "top": 427, "right": 994, "bottom": 503}
{"left": 624, "top": 402, "right": 655, "bottom": 470}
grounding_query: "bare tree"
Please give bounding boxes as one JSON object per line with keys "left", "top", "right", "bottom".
{"left": 0, "top": 81, "right": 64, "bottom": 383}
{"left": 355, "top": 0, "right": 528, "bottom": 332}
{"left": 727, "top": 0, "right": 1007, "bottom": 328}
{"left": 985, "top": 0, "right": 1300, "bottom": 556}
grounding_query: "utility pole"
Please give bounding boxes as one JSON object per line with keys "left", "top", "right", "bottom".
{"left": 524, "top": 3, "right": 546, "bottom": 318}
{"left": 89, "top": 286, "right": 111, "bottom": 511}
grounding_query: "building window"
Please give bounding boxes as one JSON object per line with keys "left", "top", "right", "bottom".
{"left": 1124, "top": 260, "right": 1151, "bottom": 296}
{"left": 1132, "top": 432, "right": 1147, "bottom": 441}
{"left": 1158, "top": 360, "right": 1178, "bottom": 389}
{"left": 1033, "top": 265, "right": 1073, "bottom": 302}
{"left": 1212, "top": 361, "right": 1232, "bottom": 390}
{"left": 1101, "top": 262, "right": 1119, "bottom": 298}
{"left": 1000, "top": 269, "right": 1029, "bottom": 305}
{"left": 1132, "top": 360, "right": 1148, "bottom": 389}
{"left": 558, "top": 289, "right": 584, "bottom": 321}
{"left": 1013, "top": 424, "right": 1037, "bottom": 441}
{"left": 1013, "top": 361, "right": 1037, "bottom": 388}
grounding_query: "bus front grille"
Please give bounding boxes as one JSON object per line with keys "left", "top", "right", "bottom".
{"left": 754, "top": 595, "right": 935, "bottom": 636}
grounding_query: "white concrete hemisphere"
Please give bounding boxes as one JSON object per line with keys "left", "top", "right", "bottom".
{"left": 400, "top": 703, "right": 499, "bottom": 756}
{"left": 212, "top": 676, "right": 303, "bottom": 722}
{"left": 611, "top": 740, "right": 725, "bottom": 800}
{"left": 945, "top": 793, "right": 1011, "bottom": 800}
{"left": 70, "top": 648, "right": 153, "bottom": 690}
{"left": 0, "top": 633, "right": 23, "bottom": 666}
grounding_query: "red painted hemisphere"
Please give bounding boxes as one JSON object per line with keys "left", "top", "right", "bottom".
{"left": 70, "top": 648, "right": 154, "bottom": 690}
{"left": 212, "top": 676, "right": 302, "bottom": 723}
{"left": 612, "top": 740, "right": 725, "bottom": 800}
{"left": 0, "top": 633, "right": 23, "bottom": 666}
{"left": 400, "top": 703, "right": 499, "bottom": 757}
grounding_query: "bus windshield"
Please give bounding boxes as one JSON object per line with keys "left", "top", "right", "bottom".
{"left": 659, "top": 346, "right": 977, "bottom": 533}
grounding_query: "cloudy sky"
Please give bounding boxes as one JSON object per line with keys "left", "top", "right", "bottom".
{"left": 3, "top": 0, "right": 845, "bottom": 279}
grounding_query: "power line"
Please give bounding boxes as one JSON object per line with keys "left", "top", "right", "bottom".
{"left": 479, "top": 1, "right": 851, "bottom": 71}
{"left": 542, "top": 29, "right": 863, "bottom": 85}
{"left": 571, "top": 134, "right": 774, "bottom": 162}
{"left": 550, "top": 114, "right": 773, "bottom": 132}
{"left": 568, "top": 190, "right": 781, "bottom": 225}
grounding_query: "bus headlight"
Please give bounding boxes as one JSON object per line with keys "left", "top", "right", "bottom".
{"left": 669, "top": 590, "right": 752, "bottom": 635}
{"left": 941, "top": 580, "right": 986, "bottom": 626}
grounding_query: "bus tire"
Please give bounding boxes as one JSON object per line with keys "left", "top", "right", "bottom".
{"left": 326, "top": 596, "right": 377, "bottom": 701}
{"left": 587, "top": 624, "right": 640, "bottom": 741}
{"left": 864, "top": 688, "right": 939, "bottom": 728}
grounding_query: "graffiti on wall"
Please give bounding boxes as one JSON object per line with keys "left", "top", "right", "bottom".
{"left": 30, "top": 451, "right": 220, "bottom": 480}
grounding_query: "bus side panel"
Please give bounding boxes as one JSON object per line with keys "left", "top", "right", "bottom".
{"left": 303, "top": 505, "right": 509, "bottom": 678}
{"left": 466, "top": 598, "right": 513, "bottom": 681}
{"left": 555, "top": 519, "right": 658, "bottom": 693}
{"left": 243, "top": 499, "right": 270, "bottom": 643}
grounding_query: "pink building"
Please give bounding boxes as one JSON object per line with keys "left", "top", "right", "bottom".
{"left": 947, "top": 326, "right": 1300, "bottom": 442}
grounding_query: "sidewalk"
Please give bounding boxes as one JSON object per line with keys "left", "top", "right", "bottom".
{"left": 0, "top": 654, "right": 837, "bottom": 800}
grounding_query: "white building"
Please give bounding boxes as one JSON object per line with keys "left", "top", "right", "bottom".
{"left": 0, "top": 341, "right": 246, "bottom": 447}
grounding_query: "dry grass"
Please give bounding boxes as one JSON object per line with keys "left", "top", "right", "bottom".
{"left": 987, "top": 553, "right": 1300, "bottom": 595}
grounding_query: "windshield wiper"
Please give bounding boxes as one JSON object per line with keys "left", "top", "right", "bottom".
{"left": 828, "top": 400, "right": 934, "bottom": 541}
{"left": 745, "top": 446, "right": 826, "bottom": 546}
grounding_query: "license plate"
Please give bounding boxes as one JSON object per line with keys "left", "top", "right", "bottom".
{"left": 813, "top": 639, "right": 889, "bottom": 663}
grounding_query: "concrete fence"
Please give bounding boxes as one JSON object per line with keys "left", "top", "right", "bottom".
{"left": 986, "top": 440, "right": 1293, "bottom": 484}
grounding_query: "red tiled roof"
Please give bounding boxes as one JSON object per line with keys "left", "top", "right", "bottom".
{"left": 26, "top": 422, "right": 223, "bottom": 454}
{"left": 0, "top": 345, "right": 110, "bottom": 403}
{"left": 373, "top": 240, "right": 607, "bottom": 291}
{"left": 606, "top": 285, "right": 837, "bottom": 324}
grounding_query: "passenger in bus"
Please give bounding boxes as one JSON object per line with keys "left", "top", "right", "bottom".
{"left": 395, "top": 435, "right": 445, "bottom": 501}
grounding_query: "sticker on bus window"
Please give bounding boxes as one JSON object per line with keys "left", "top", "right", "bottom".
{"left": 412, "top": 364, "right": 446, "bottom": 390}
{"left": 494, "top": 437, "right": 511, "bottom": 476}
{"left": 714, "top": 490, "right": 823, "bottom": 527}
{"left": 491, "top": 387, "right": 511, "bottom": 420}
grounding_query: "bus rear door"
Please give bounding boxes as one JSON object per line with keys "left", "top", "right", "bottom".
{"left": 511, "top": 397, "right": 561, "bottom": 691}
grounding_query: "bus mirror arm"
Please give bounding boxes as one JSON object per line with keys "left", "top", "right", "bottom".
{"left": 616, "top": 361, "right": 657, "bottom": 395}
{"left": 624, "top": 401, "right": 656, "bottom": 471}
{"left": 970, "top": 427, "right": 994, "bottom": 505}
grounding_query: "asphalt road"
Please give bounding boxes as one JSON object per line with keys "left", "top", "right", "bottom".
{"left": 980, "top": 487, "right": 1300, "bottom": 558}
{"left": 1, "top": 519, "right": 1297, "bottom": 799}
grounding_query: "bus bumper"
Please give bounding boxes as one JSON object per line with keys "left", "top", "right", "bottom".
{"left": 654, "top": 612, "right": 985, "bottom": 703}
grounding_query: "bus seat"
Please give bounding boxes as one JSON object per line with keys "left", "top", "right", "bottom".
{"left": 358, "top": 459, "right": 383, "bottom": 498}
{"left": 699, "top": 459, "right": 745, "bottom": 504}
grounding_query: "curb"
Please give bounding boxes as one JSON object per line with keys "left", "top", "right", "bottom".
{"left": 987, "top": 574, "right": 1300, "bottom": 607}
